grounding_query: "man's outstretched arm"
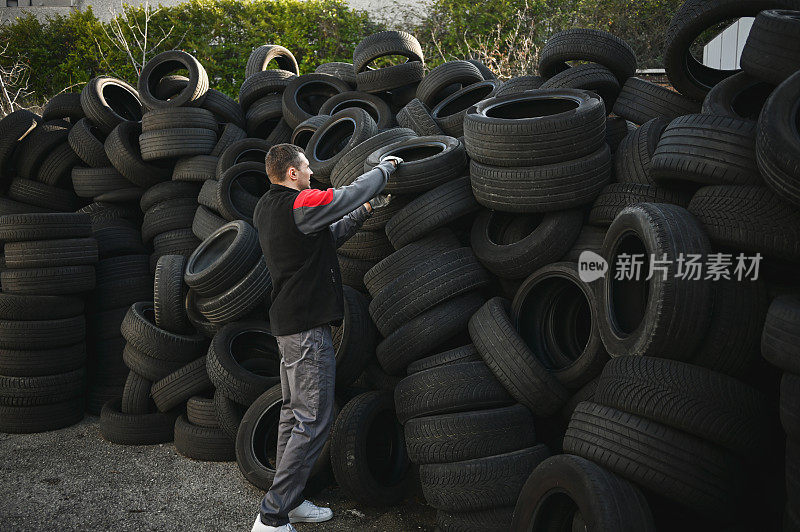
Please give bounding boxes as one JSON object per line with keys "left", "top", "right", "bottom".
{"left": 292, "top": 160, "right": 396, "bottom": 235}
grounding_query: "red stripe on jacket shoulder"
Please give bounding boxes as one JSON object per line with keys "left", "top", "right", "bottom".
{"left": 293, "top": 188, "right": 334, "bottom": 209}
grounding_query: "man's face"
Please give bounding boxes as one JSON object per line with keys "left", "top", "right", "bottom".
{"left": 288, "top": 154, "right": 313, "bottom": 190}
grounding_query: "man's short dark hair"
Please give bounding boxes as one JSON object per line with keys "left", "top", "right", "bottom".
{"left": 265, "top": 144, "right": 305, "bottom": 183}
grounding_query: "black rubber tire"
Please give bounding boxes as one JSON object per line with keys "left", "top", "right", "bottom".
{"left": 141, "top": 107, "right": 217, "bottom": 132}
{"left": 1, "top": 265, "right": 95, "bottom": 295}
{"left": 80, "top": 76, "right": 143, "bottom": 134}
{"left": 121, "top": 342, "right": 184, "bottom": 382}
{"left": 781, "top": 374, "right": 800, "bottom": 440}
{"left": 244, "top": 94, "right": 283, "bottom": 138}
{"left": 353, "top": 30, "right": 423, "bottom": 73}
{"left": 437, "top": 507, "right": 513, "bottom": 532}
{"left": 186, "top": 395, "right": 219, "bottom": 428}
{"left": 355, "top": 61, "right": 425, "bottom": 93}
{"left": 417, "top": 61, "right": 483, "bottom": 108}
{"left": 606, "top": 116, "right": 635, "bottom": 153}
{"left": 331, "top": 286, "right": 377, "bottom": 387}
{"left": 471, "top": 210, "right": 583, "bottom": 279}
{"left": 153, "top": 254, "right": 191, "bottom": 334}
{"left": 563, "top": 401, "right": 744, "bottom": 518}
{"left": 206, "top": 321, "right": 281, "bottom": 405}
{"left": 71, "top": 166, "right": 132, "bottom": 199}
{"left": 290, "top": 114, "right": 330, "bottom": 149}
{"left": 99, "top": 397, "right": 179, "bottom": 445}
{"left": 377, "top": 292, "right": 485, "bottom": 375}
{"left": 239, "top": 69, "right": 296, "bottom": 111}
{"left": 540, "top": 63, "right": 621, "bottom": 112}
{"left": 14, "top": 120, "right": 70, "bottom": 181}
{"left": 431, "top": 80, "right": 500, "bottom": 137}
{"left": 192, "top": 205, "right": 227, "bottom": 241}
{"left": 138, "top": 50, "right": 208, "bottom": 109}
{"left": 329, "top": 127, "right": 417, "bottom": 188}
{"left": 762, "top": 295, "right": 800, "bottom": 374}
{"left": 404, "top": 403, "right": 536, "bottom": 464}
{"left": 365, "top": 135, "right": 467, "bottom": 194}
{"left": 0, "top": 342, "right": 85, "bottom": 378}
{"left": 741, "top": 9, "right": 800, "bottom": 85}
{"left": 139, "top": 127, "right": 217, "bottom": 161}
{"left": 315, "top": 62, "right": 357, "bottom": 85}
{"left": 369, "top": 247, "right": 491, "bottom": 336}
{"left": 105, "top": 121, "right": 171, "bottom": 188}
{"left": 361, "top": 195, "right": 409, "bottom": 232}
{"left": 91, "top": 220, "right": 145, "bottom": 259}
{"left": 184, "top": 220, "right": 260, "bottom": 296}
{"left": 688, "top": 185, "right": 800, "bottom": 262}
{"left": 121, "top": 370, "right": 153, "bottom": 415}
{"left": 757, "top": 70, "right": 800, "bottom": 208}
{"left": 172, "top": 155, "right": 218, "bottom": 182}
{"left": 702, "top": 71, "right": 775, "bottom": 121}
{"left": 0, "top": 368, "right": 85, "bottom": 406}
{"left": 174, "top": 414, "right": 235, "bottom": 461}
{"left": 539, "top": 28, "right": 636, "bottom": 84}
{"left": 216, "top": 162, "right": 269, "bottom": 224}
{"left": 151, "top": 228, "right": 200, "bottom": 258}
{"left": 337, "top": 254, "right": 374, "bottom": 292}
{"left": 469, "top": 144, "right": 611, "bottom": 213}
{"left": 281, "top": 73, "right": 351, "bottom": 128}
{"left": 612, "top": 77, "right": 701, "bottom": 125}
{"left": 364, "top": 228, "right": 461, "bottom": 297}
{"left": 185, "top": 289, "right": 221, "bottom": 339}
{"left": 7, "top": 178, "right": 77, "bottom": 212}
{"left": 318, "top": 91, "right": 394, "bottom": 129}
{"left": 616, "top": 120, "right": 668, "bottom": 187}
{"left": 150, "top": 356, "right": 211, "bottom": 412}
{"left": 201, "top": 88, "right": 246, "bottom": 129}
{"left": 0, "top": 397, "right": 84, "bottom": 434}
{"left": 421, "top": 445, "right": 550, "bottom": 512}
{"left": 396, "top": 98, "right": 443, "bottom": 137}
{"left": 464, "top": 89, "right": 606, "bottom": 167}
{"left": 385, "top": 177, "right": 479, "bottom": 249}
{"left": 306, "top": 108, "right": 379, "bottom": 180}
{"left": 211, "top": 124, "right": 247, "bottom": 159}
{"left": 197, "top": 179, "right": 220, "bottom": 211}
{"left": 213, "top": 389, "right": 246, "bottom": 439}
{"left": 663, "top": 0, "right": 800, "bottom": 101}
{"left": 337, "top": 230, "right": 393, "bottom": 261}
{"left": 587, "top": 183, "right": 694, "bottom": 227}
{"left": 330, "top": 391, "right": 413, "bottom": 505}
{"left": 468, "top": 297, "right": 569, "bottom": 416}
{"left": 510, "top": 454, "right": 656, "bottom": 531}
{"left": 35, "top": 142, "right": 81, "bottom": 187}
{"left": 0, "top": 212, "right": 91, "bottom": 242}
{"left": 245, "top": 44, "right": 299, "bottom": 78}
{"left": 234, "top": 384, "right": 333, "bottom": 493}
{"left": 0, "top": 110, "right": 40, "bottom": 188}
{"left": 511, "top": 262, "right": 609, "bottom": 390}
{"left": 394, "top": 360, "right": 513, "bottom": 424}
{"left": 194, "top": 257, "right": 270, "bottom": 324}
{"left": 405, "top": 344, "right": 480, "bottom": 375}
{"left": 598, "top": 202, "right": 713, "bottom": 359}
{"left": 0, "top": 293, "right": 83, "bottom": 320}
{"left": 494, "top": 75, "right": 544, "bottom": 98}
{"left": 120, "top": 301, "right": 208, "bottom": 361}
{"left": 4, "top": 238, "right": 98, "bottom": 268}
{"left": 42, "top": 92, "right": 84, "bottom": 123}
{"left": 141, "top": 199, "right": 196, "bottom": 243}
{"left": 651, "top": 114, "right": 761, "bottom": 187}
{"left": 216, "top": 138, "right": 271, "bottom": 179}
{"left": 79, "top": 201, "right": 142, "bottom": 225}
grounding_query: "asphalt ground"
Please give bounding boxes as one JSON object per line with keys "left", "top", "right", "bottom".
{"left": 0, "top": 416, "right": 436, "bottom": 531}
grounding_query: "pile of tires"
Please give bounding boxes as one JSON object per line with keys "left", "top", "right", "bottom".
{"left": 0, "top": 212, "right": 96, "bottom": 432}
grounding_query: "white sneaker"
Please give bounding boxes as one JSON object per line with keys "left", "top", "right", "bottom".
{"left": 287, "top": 499, "right": 334, "bottom": 523}
{"left": 251, "top": 514, "right": 297, "bottom": 532}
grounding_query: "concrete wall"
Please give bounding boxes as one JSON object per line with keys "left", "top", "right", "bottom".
{"left": 1, "top": 0, "right": 422, "bottom": 24}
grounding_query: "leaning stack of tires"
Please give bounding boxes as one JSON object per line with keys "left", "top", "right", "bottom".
{"left": 762, "top": 295, "right": 800, "bottom": 529}
{"left": 0, "top": 212, "right": 97, "bottom": 432}
{"left": 184, "top": 220, "right": 271, "bottom": 330}
{"left": 99, "top": 296, "right": 210, "bottom": 446}
{"left": 393, "top": 347, "right": 551, "bottom": 530}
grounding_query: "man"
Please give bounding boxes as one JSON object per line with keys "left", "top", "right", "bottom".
{"left": 251, "top": 143, "right": 401, "bottom": 532}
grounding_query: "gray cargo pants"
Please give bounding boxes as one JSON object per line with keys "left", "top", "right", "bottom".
{"left": 259, "top": 325, "right": 336, "bottom": 527}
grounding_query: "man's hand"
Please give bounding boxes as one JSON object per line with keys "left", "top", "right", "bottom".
{"left": 382, "top": 155, "right": 404, "bottom": 168}
{"left": 367, "top": 194, "right": 391, "bottom": 212}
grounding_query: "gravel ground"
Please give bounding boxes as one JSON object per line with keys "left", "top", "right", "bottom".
{"left": 0, "top": 416, "right": 436, "bottom": 531}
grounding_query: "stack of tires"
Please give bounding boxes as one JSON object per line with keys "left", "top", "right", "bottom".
{"left": 0, "top": 212, "right": 97, "bottom": 432}
{"left": 762, "top": 295, "right": 800, "bottom": 529}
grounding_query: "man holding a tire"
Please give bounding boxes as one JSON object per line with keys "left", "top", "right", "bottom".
{"left": 251, "top": 144, "right": 400, "bottom": 532}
